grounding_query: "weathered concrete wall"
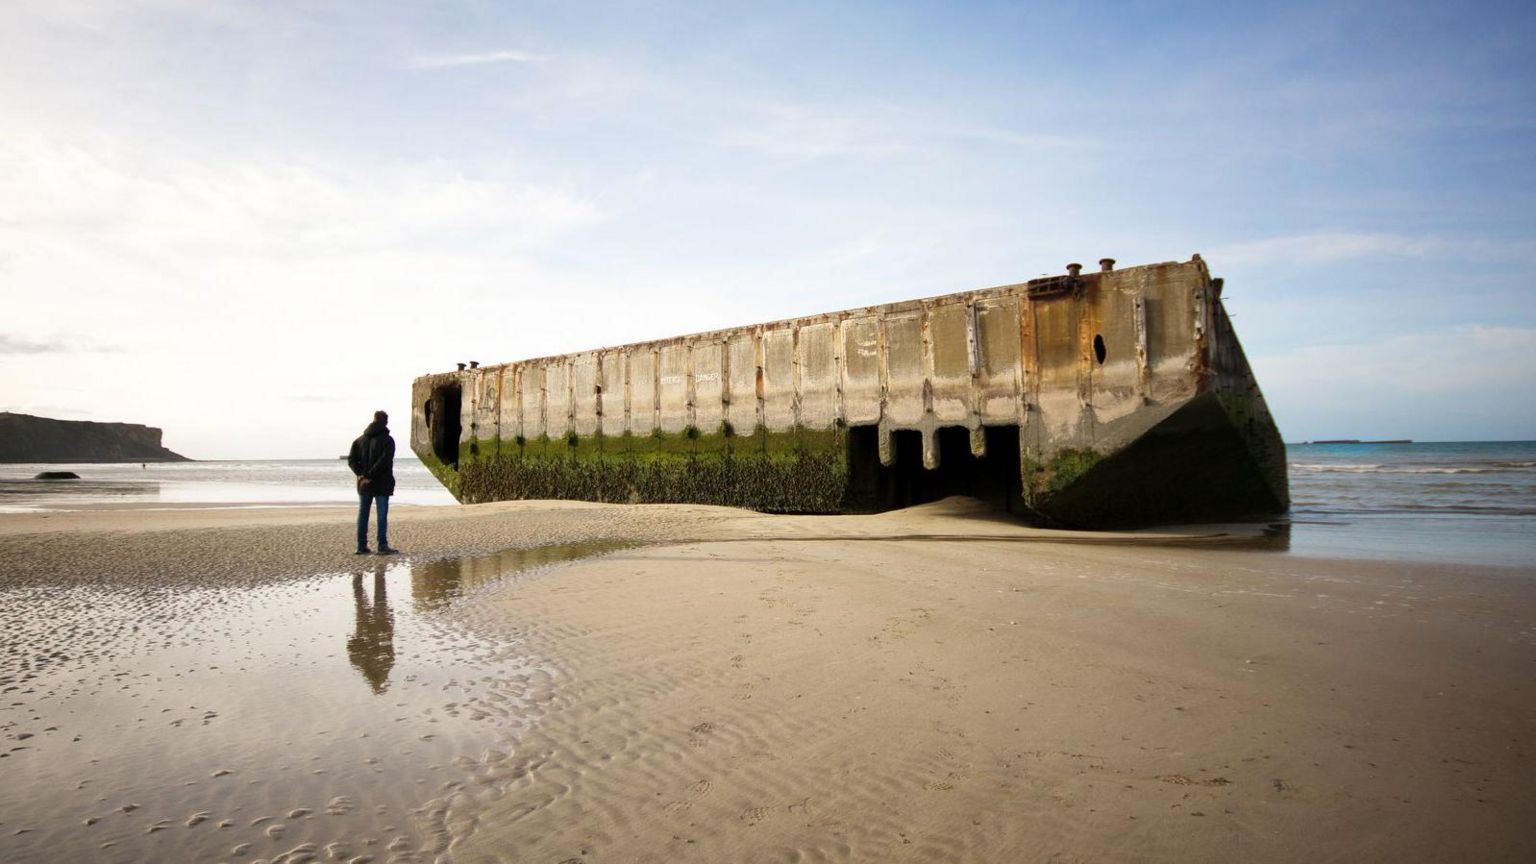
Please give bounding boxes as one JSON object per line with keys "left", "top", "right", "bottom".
{"left": 412, "top": 256, "right": 1288, "bottom": 524}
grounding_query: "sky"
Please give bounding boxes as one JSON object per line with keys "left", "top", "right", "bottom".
{"left": 2, "top": 0, "right": 1533, "bottom": 458}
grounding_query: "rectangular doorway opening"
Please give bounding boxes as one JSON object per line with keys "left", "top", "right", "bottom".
{"left": 427, "top": 383, "right": 462, "bottom": 466}
{"left": 845, "top": 424, "right": 1021, "bottom": 513}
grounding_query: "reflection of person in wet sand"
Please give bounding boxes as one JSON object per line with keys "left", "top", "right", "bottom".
{"left": 347, "top": 562, "right": 396, "bottom": 694}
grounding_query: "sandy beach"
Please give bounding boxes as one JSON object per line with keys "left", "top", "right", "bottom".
{"left": 2, "top": 499, "right": 1533, "bottom": 863}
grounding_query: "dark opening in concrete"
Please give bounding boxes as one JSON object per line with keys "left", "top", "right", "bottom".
{"left": 429, "top": 383, "right": 462, "bottom": 466}
{"left": 845, "top": 424, "right": 1022, "bottom": 514}
{"left": 1094, "top": 333, "right": 1107, "bottom": 364}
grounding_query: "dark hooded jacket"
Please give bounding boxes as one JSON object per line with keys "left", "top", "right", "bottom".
{"left": 348, "top": 421, "right": 396, "bottom": 497}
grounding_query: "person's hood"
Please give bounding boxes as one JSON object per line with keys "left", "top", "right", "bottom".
{"left": 364, "top": 421, "right": 389, "bottom": 437}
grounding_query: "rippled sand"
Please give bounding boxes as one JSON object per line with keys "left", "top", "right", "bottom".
{"left": 2, "top": 499, "right": 1534, "bottom": 862}
{"left": 0, "top": 502, "right": 716, "bottom": 863}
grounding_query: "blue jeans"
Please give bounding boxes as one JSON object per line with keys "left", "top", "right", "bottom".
{"left": 357, "top": 493, "right": 390, "bottom": 551}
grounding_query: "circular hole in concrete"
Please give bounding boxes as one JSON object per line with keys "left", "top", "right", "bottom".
{"left": 1093, "top": 334, "right": 1107, "bottom": 365}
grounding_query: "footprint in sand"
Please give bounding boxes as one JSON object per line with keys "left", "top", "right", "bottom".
{"left": 1156, "top": 774, "right": 1231, "bottom": 787}
{"left": 688, "top": 722, "right": 714, "bottom": 748}
{"left": 739, "top": 806, "right": 774, "bottom": 826}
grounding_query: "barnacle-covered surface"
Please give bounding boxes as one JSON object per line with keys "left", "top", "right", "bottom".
{"left": 412, "top": 257, "right": 1288, "bottom": 527}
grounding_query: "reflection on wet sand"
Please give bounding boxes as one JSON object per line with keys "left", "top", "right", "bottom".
{"left": 1260, "top": 520, "right": 1292, "bottom": 550}
{"left": 347, "top": 562, "right": 396, "bottom": 693}
{"left": 408, "top": 540, "right": 638, "bottom": 613}
{"left": 343, "top": 543, "right": 639, "bottom": 694}
{"left": 0, "top": 477, "right": 161, "bottom": 505}
{"left": 0, "top": 532, "right": 644, "bottom": 864}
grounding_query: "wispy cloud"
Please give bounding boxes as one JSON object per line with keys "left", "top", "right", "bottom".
{"left": 0, "top": 333, "right": 117, "bottom": 354}
{"left": 0, "top": 131, "right": 604, "bottom": 255}
{"left": 1210, "top": 232, "right": 1536, "bottom": 270}
{"left": 715, "top": 100, "right": 1095, "bottom": 162}
{"left": 0, "top": 334, "right": 63, "bottom": 354}
{"left": 1211, "top": 232, "right": 1446, "bottom": 268}
{"left": 716, "top": 103, "right": 917, "bottom": 161}
{"left": 407, "top": 50, "right": 545, "bottom": 70}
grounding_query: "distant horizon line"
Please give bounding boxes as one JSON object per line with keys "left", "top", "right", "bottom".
{"left": 9, "top": 439, "right": 1536, "bottom": 464}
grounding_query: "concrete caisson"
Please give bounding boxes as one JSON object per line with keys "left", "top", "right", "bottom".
{"left": 411, "top": 256, "right": 1288, "bottom": 527}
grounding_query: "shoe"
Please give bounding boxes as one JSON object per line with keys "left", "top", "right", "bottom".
{"left": 376, "top": 547, "right": 400, "bottom": 556}
{"left": 355, "top": 548, "right": 371, "bottom": 555}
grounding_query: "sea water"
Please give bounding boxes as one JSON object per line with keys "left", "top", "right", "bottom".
{"left": 2, "top": 444, "right": 1532, "bottom": 567}
{"left": 1285, "top": 440, "right": 1536, "bottom": 568}
{"left": 0, "top": 458, "right": 456, "bottom": 511}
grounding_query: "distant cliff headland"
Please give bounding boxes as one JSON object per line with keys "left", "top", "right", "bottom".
{"left": 0, "top": 413, "right": 190, "bottom": 463}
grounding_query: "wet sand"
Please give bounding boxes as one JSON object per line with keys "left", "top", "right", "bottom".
{"left": 0, "top": 502, "right": 718, "bottom": 864}
{"left": 2, "top": 500, "right": 1533, "bottom": 862}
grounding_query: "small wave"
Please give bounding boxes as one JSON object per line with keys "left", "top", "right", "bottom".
{"left": 1295, "top": 504, "right": 1536, "bottom": 517}
{"left": 1418, "top": 481, "right": 1525, "bottom": 491}
{"left": 1290, "top": 462, "right": 1535, "bottom": 475}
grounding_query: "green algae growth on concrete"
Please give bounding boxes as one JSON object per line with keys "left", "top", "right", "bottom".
{"left": 455, "top": 426, "right": 849, "bottom": 513}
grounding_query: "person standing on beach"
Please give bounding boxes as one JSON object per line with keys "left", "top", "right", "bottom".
{"left": 348, "top": 410, "right": 399, "bottom": 555}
